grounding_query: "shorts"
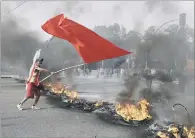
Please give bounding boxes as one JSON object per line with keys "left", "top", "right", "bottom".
{"left": 37, "top": 83, "right": 44, "bottom": 91}
{"left": 26, "top": 82, "right": 41, "bottom": 99}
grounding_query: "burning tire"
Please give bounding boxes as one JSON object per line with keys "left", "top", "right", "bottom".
{"left": 94, "top": 110, "right": 153, "bottom": 127}
{"left": 44, "top": 83, "right": 157, "bottom": 128}
{"left": 93, "top": 105, "right": 156, "bottom": 127}
{"left": 61, "top": 97, "right": 108, "bottom": 112}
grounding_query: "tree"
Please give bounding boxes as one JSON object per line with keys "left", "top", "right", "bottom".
{"left": 93, "top": 23, "right": 127, "bottom": 68}
{"left": 135, "top": 24, "right": 194, "bottom": 72}
{"left": 123, "top": 30, "right": 142, "bottom": 50}
{"left": 93, "top": 23, "right": 143, "bottom": 68}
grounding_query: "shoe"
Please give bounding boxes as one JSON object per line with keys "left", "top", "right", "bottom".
{"left": 31, "top": 106, "right": 40, "bottom": 110}
{"left": 17, "top": 104, "right": 23, "bottom": 110}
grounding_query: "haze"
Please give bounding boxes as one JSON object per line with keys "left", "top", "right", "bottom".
{"left": 1, "top": 1, "right": 194, "bottom": 41}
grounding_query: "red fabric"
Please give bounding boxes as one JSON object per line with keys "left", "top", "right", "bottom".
{"left": 26, "top": 82, "right": 40, "bottom": 99}
{"left": 41, "top": 14, "right": 131, "bottom": 63}
{"left": 26, "top": 62, "right": 40, "bottom": 98}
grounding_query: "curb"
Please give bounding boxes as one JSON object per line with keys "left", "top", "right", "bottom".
{"left": 0, "top": 76, "right": 13, "bottom": 78}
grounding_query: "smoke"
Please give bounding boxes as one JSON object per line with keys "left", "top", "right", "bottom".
{"left": 1, "top": 14, "right": 80, "bottom": 79}
{"left": 116, "top": 76, "right": 194, "bottom": 128}
{"left": 144, "top": 0, "right": 160, "bottom": 13}
{"left": 144, "top": 0, "right": 180, "bottom": 14}
{"left": 116, "top": 75, "right": 141, "bottom": 103}
{"left": 1, "top": 1, "right": 92, "bottom": 77}
{"left": 53, "top": 1, "right": 92, "bottom": 19}
{"left": 1, "top": 16, "right": 43, "bottom": 76}
{"left": 132, "top": 1, "right": 181, "bottom": 33}
{"left": 1, "top": 1, "right": 190, "bottom": 74}
{"left": 113, "top": 57, "right": 126, "bottom": 68}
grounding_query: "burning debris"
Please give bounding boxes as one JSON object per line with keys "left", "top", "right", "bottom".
{"left": 43, "top": 81, "right": 154, "bottom": 126}
{"left": 146, "top": 121, "right": 194, "bottom": 138}
{"left": 93, "top": 99, "right": 154, "bottom": 127}
{"left": 61, "top": 99, "right": 109, "bottom": 112}
{"left": 43, "top": 82, "right": 109, "bottom": 112}
{"left": 115, "top": 99, "right": 152, "bottom": 122}
{"left": 113, "top": 75, "right": 154, "bottom": 124}
{"left": 146, "top": 104, "right": 194, "bottom": 138}
{"left": 44, "top": 82, "right": 78, "bottom": 100}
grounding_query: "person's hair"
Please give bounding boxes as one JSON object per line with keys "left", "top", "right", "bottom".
{"left": 38, "top": 58, "right": 44, "bottom": 64}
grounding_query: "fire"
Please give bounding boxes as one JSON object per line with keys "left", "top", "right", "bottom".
{"left": 44, "top": 82, "right": 152, "bottom": 122}
{"left": 94, "top": 100, "right": 104, "bottom": 107}
{"left": 44, "top": 82, "right": 65, "bottom": 94}
{"left": 157, "top": 131, "right": 170, "bottom": 138}
{"left": 157, "top": 125, "right": 195, "bottom": 138}
{"left": 188, "top": 127, "right": 195, "bottom": 138}
{"left": 64, "top": 90, "right": 78, "bottom": 100}
{"left": 168, "top": 124, "right": 180, "bottom": 138}
{"left": 43, "top": 82, "right": 78, "bottom": 100}
{"left": 169, "top": 125, "right": 195, "bottom": 138}
{"left": 115, "top": 99, "right": 152, "bottom": 122}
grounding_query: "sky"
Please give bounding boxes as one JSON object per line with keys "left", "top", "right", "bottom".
{"left": 1, "top": 1, "right": 194, "bottom": 41}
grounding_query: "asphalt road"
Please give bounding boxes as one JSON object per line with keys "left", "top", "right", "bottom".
{"left": 0, "top": 76, "right": 194, "bottom": 138}
{"left": 63, "top": 76, "right": 125, "bottom": 102}
{"left": 0, "top": 78, "right": 145, "bottom": 138}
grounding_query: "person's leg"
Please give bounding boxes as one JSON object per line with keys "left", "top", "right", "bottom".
{"left": 17, "top": 97, "right": 30, "bottom": 110}
{"left": 37, "top": 83, "right": 45, "bottom": 95}
{"left": 17, "top": 83, "right": 33, "bottom": 110}
{"left": 19, "top": 97, "right": 30, "bottom": 105}
{"left": 32, "top": 90, "right": 41, "bottom": 109}
{"left": 17, "top": 82, "right": 33, "bottom": 107}
{"left": 38, "top": 83, "right": 44, "bottom": 91}
{"left": 33, "top": 94, "right": 40, "bottom": 106}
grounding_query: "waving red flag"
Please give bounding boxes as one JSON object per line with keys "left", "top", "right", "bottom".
{"left": 41, "top": 14, "right": 131, "bottom": 63}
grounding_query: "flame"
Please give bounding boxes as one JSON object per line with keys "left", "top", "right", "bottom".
{"left": 188, "top": 127, "right": 195, "bottom": 138}
{"left": 64, "top": 90, "right": 78, "bottom": 100}
{"left": 157, "top": 131, "right": 170, "bottom": 138}
{"left": 94, "top": 100, "right": 104, "bottom": 107}
{"left": 45, "top": 82, "right": 152, "bottom": 121}
{"left": 156, "top": 125, "right": 195, "bottom": 138}
{"left": 44, "top": 82, "right": 78, "bottom": 100}
{"left": 115, "top": 99, "right": 152, "bottom": 122}
{"left": 168, "top": 124, "right": 180, "bottom": 138}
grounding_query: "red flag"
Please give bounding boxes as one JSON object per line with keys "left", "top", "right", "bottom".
{"left": 41, "top": 14, "right": 131, "bottom": 63}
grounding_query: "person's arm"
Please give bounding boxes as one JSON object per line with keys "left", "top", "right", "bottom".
{"left": 35, "top": 65, "right": 55, "bottom": 74}
{"left": 35, "top": 67, "right": 48, "bottom": 72}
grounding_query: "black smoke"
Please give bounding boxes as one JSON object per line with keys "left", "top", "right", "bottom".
{"left": 1, "top": 16, "right": 43, "bottom": 76}
{"left": 1, "top": 15, "right": 79, "bottom": 78}
{"left": 116, "top": 74, "right": 140, "bottom": 104}
{"left": 113, "top": 57, "right": 126, "bottom": 68}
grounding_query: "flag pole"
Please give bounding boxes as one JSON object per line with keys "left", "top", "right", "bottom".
{"left": 45, "top": 36, "right": 55, "bottom": 48}
{"left": 40, "top": 63, "right": 86, "bottom": 82}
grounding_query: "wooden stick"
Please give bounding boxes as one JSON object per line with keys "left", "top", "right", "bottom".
{"left": 40, "top": 63, "right": 85, "bottom": 82}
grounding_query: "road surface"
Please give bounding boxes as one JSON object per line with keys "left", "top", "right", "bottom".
{"left": 0, "top": 77, "right": 145, "bottom": 138}
{"left": 1, "top": 76, "right": 194, "bottom": 137}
